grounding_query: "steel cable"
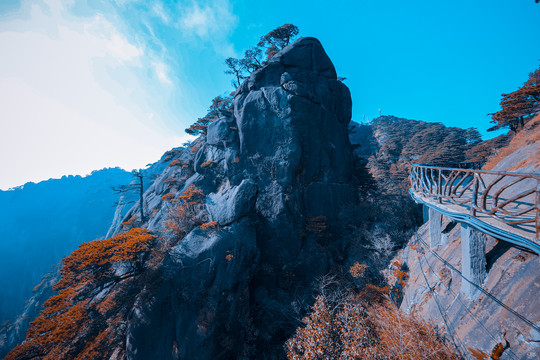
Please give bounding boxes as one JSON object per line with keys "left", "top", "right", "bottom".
{"left": 420, "top": 249, "right": 521, "bottom": 360}
{"left": 417, "top": 256, "right": 470, "bottom": 359}
{"left": 414, "top": 233, "right": 540, "bottom": 333}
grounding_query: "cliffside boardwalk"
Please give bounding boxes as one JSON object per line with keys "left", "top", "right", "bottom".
{"left": 409, "top": 163, "right": 540, "bottom": 298}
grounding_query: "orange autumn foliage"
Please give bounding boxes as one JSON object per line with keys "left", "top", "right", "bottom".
{"left": 201, "top": 221, "right": 218, "bottom": 230}
{"left": 164, "top": 184, "right": 206, "bottom": 239}
{"left": 178, "top": 184, "right": 204, "bottom": 204}
{"left": 161, "top": 192, "right": 175, "bottom": 202}
{"left": 286, "top": 284, "right": 458, "bottom": 360}
{"left": 200, "top": 160, "right": 215, "bottom": 168}
{"left": 467, "top": 342, "right": 508, "bottom": 360}
{"left": 349, "top": 262, "right": 368, "bottom": 278}
{"left": 392, "top": 260, "right": 408, "bottom": 287}
{"left": 121, "top": 215, "right": 139, "bottom": 230}
{"left": 57, "top": 228, "right": 153, "bottom": 280}
{"left": 168, "top": 159, "right": 182, "bottom": 167}
{"left": 6, "top": 228, "right": 155, "bottom": 360}
{"left": 468, "top": 347, "right": 489, "bottom": 360}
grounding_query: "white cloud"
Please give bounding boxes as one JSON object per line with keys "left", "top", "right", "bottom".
{"left": 179, "top": 0, "right": 238, "bottom": 56}
{"left": 152, "top": 3, "right": 170, "bottom": 25}
{"left": 0, "top": 0, "right": 185, "bottom": 189}
{"left": 181, "top": 3, "right": 214, "bottom": 37}
{"left": 153, "top": 61, "right": 172, "bottom": 85}
{"left": 86, "top": 16, "right": 143, "bottom": 62}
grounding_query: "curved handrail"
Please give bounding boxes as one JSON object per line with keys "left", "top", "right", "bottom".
{"left": 412, "top": 164, "right": 540, "bottom": 180}
{"left": 409, "top": 163, "right": 540, "bottom": 247}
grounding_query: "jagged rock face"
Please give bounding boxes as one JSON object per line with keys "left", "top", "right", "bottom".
{"left": 235, "top": 37, "right": 354, "bottom": 219}
{"left": 125, "top": 37, "right": 356, "bottom": 360}
{"left": 127, "top": 220, "right": 259, "bottom": 360}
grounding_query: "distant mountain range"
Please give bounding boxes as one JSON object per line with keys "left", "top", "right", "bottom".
{"left": 0, "top": 168, "right": 132, "bottom": 324}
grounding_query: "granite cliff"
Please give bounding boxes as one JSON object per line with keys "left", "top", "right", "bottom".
{"left": 123, "top": 36, "right": 356, "bottom": 360}
{"left": 6, "top": 37, "right": 358, "bottom": 360}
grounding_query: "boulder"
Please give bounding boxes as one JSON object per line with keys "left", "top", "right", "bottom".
{"left": 206, "top": 179, "right": 257, "bottom": 226}
{"left": 206, "top": 115, "right": 238, "bottom": 147}
{"left": 235, "top": 36, "right": 355, "bottom": 220}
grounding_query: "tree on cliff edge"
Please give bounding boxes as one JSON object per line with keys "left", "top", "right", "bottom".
{"left": 489, "top": 65, "right": 540, "bottom": 133}
{"left": 258, "top": 24, "right": 299, "bottom": 59}
{"left": 187, "top": 24, "right": 300, "bottom": 137}
{"left": 185, "top": 95, "right": 233, "bottom": 136}
{"left": 224, "top": 24, "right": 299, "bottom": 88}
{"left": 112, "top": 170, "right": 147, "bottom": 223}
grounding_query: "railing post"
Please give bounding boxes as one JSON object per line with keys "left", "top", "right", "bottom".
{"left": 428, "top": 168, "right": 432, "bottom": 193}
{"left": 471, "top": 173, "right": 478, "bottom": 217}
{"left": 438, "top": 170, "right": 442, "bottom": 203}
{"left": 422, "top": 167, "right": 426, "bottom": 193}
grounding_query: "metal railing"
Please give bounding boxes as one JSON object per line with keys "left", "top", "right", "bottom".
{"left": 414, "top": 161, "right": 486, "bottom": 170}
{"left": 410, "top": 164, "right": 540, "bottom": 241}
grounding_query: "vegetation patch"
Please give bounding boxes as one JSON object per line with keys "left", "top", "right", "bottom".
{"left": 6, "top": 228, "right": 156, "bottom": 360}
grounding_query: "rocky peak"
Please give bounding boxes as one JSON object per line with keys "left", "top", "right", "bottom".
{"left": 6, "top": 37, "right": 359, "bottom": 360}
{"left": 123, "top": 37, "right": 357, "bottom": 359}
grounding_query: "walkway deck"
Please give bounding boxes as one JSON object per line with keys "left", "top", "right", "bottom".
{"left": 409, "top": 164, "right": 540, "bottom": 254}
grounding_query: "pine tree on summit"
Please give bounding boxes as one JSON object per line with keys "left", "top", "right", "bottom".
{"left": 257, "top": 23, "right": 299, "bottom": 59}
{"left": 257, "top": 24, "right": 299, "bottom": 50}
{"left": 224, "top": 24, "right": 300, "bottom": 88}
{"left": 187, "top": 24, "right": 300, "bottom": 137}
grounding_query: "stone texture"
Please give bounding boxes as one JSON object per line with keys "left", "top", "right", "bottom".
{"left": 460, "top": 224, "right": 487, "bottom": 299}
{"left": 396, "top": 219, "right": 540, "bottom": 359}
{"left": 206, "top": 179, "right": 257, "bottom": 226}
{"left": 206, "top": 113, "right": 237, "bottom": 147}
{"left": 234, "top": 37, "right": 354, "bottom": 222}
{"left": 123, "top": 37, "right": 357, "bottom": 360}
{"left": 428, "top": 207, "right": 442, "bottom": 248}
{"left": 127, "top": 221, "right": 259, "bottom": 360}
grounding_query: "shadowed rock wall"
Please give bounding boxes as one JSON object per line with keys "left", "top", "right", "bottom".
{"left": 125, "top": 37, "right": 356, "bottom": 360}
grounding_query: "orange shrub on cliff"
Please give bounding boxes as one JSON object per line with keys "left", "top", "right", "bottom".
{"left": 6, "top": 228, "right": 155, "bottom": 360}
{"left": 286, "top": 283, "right": 458, "bottom": 360}
{"left": 164, "top": 184, "right": 206, "bottom": 239}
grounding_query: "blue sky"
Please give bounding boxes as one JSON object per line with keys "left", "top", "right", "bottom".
{"left": 0, "top": 0, "right": 539, "bottom": 189}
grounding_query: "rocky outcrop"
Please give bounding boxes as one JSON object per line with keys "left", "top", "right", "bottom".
{"left": 395, "top": 221, "right": 540, "bottom": 359}
{"left": 113, "top": 37, "right": 356, "bottom": 360}
{"left": 206, "top": 179, "right": 257, "bottom": 226}
{"left": 5, "top": 37, "right": 357, "bottom": 360}
{"left": 127, "top": 220, "right": 258, "bottom": 359}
